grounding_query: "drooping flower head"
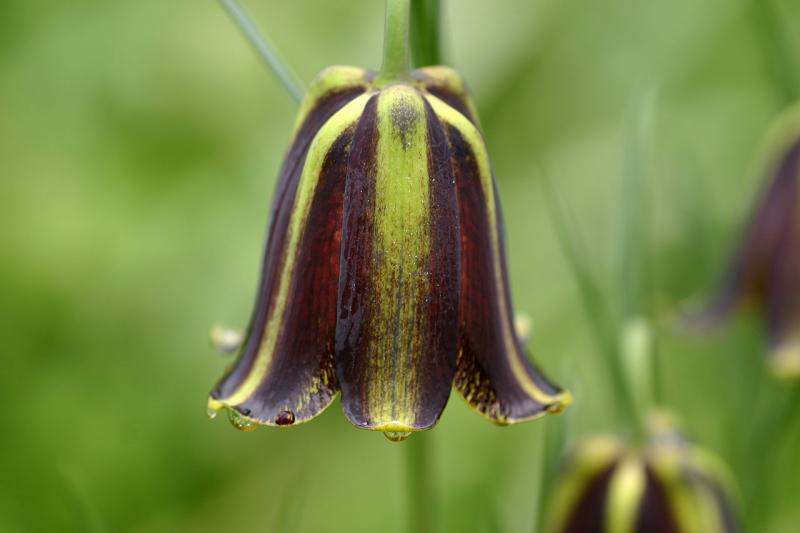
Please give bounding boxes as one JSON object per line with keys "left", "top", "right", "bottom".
{"left": 547, "top": 414, "right": 739, "bottom": 533}
{"left": 700, "top": 106, "right": 800, "bottom": 378}
{"left": 207, "top": 65, "right": 571, "bottom": 437}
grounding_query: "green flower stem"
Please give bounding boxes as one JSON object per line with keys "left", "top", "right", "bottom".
{"left": 533, "top": 420, "right": 566, "bottom": 532}
{"left": 401, "top": 2, "right": 438, "bottom": 526}
{"left": 405, "top": 433, "right": 435, "bottom": 533}
{"left": 218, "top": 0, "right": 305, "bottom": 102}
{"left": 410, "top": 0, "right": 443, "bottom": 67}
{"left": 379, "top": 0, "right": 413, "bottom": 84}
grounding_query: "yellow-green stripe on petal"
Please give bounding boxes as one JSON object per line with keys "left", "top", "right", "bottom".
{"left": 209, "top": 93, "right": 374, "bottom": 426}
{"left": 605, "top": 457, "right": 647, "bottom": 533}
{"left": 368, "top": 87, "right": 431, "bottom": 428}
{"left": 336, "top": 85, "right": 461, "bottom": 433}
{"left": 228, "top": 94, "right": 371, "bottom": 405}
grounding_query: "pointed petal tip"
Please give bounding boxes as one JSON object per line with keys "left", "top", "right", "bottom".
{"left": 507, "top": 387, "right": 574, "bottom": 423}
{"left": 461, "top": 386, "right": 573, "bottom": 427}
{"left": 207, "top": 396, "right": 325, "bottom": 429}
{"left": 206, "top": 399, "right": 261, "bottom": 432}
{"left": 549, "top": 389, "right": 574, "bottom": 414}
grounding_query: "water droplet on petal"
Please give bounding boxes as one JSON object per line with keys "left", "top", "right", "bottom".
{"left": 227, "top": 409, "right": 258, "bottom": 432}
{"left": 384, "top": 431, "right": 412, "bottom": 442}
{"left": 275, "top": 410, "right": 296, "bottom": 426}
{"left": 206, "top": 407, "right": 218, "bottom": 419}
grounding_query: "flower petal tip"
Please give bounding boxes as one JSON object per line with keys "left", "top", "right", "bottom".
{"left": 548, "top": 390, "right": 574, "bottom": 415}
{"left": 206, "top": 397, "right": 304, "bottom": 430}
{"left": 344, "top": 417, "right": 422, "bottom": 442}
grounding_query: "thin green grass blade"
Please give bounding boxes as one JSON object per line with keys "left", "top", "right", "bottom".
{"left": 615, "top": 87, "right": 656, "bottom": 322}
{"left": 218, "top": 0, "right": 305, "bottom": 102}
{"left": 615, "top": 86, "right": 663, "bottom": 410}
{"left": 542, "top": 173, "right": 641, "bottom": 434}
{"left": 532, "top": 418, "right": 567, "bottom": 533}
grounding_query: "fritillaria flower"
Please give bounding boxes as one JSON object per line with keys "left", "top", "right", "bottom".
{"left": 701, "top": 109, "right": 800, "bottom": 378}
{"left": 547, "top": 415, "right": 739, "bottom": 533}
{"left": 207, "top": 65, "right": 571, "bottom": 437}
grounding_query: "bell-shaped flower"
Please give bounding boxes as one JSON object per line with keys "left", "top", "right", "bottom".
{"left": 547, "top": 415, "right": 739, "bottom": 533}
{"left": 207, "top": 66, "right": 571, "bottom": 437}
{"left": 700, "top": 107, "right": 800, "bottom": 378}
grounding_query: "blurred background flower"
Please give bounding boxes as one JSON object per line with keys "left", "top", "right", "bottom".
{"left": 547, "top": 415, "right": 739, "bottom": 533}
{"left": 2, "top": 0, "right": 800, "bottom": 532}
{"left": 697, "top": 105, "right": 800, "bottom": 379}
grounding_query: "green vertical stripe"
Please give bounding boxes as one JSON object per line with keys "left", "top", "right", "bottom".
{"left": 365, "top": 85, "right": 431, "bottom": 429}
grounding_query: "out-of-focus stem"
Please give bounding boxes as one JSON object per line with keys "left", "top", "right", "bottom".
{"left": 543, "top": 176, "right": 645, "bottom": 438}
{"left": 405, "top": 433, "right": 435, "bottom": 533}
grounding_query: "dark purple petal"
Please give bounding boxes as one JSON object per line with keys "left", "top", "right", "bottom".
{"left": 209, "top": 84, "right": 372, "bottom": 425}
{"left": 439, "top": 119, "right": 570, "bottom": 424}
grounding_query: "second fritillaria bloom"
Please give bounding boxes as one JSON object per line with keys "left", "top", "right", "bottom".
{"left": 701, "top": 106, "right": 800, "bottom": 378}
{"left": 208, "top": 66, "right": 571, "bottom": 436}
{"left": 547, "top": 417, "right": 739, "bottom": 533}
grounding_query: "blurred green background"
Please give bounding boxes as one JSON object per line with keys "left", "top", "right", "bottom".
{"left": 2, "top": 0, "right": 800, "bottom": 531}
